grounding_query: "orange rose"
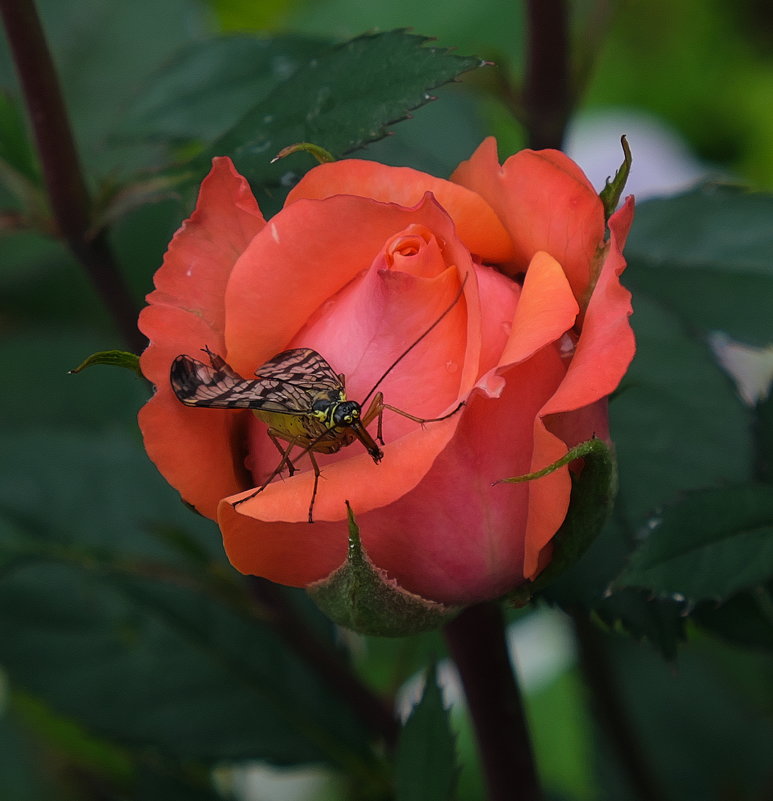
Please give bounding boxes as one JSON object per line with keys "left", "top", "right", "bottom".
{"left": 139, "top": 138, "right": 634, "bottom": 606}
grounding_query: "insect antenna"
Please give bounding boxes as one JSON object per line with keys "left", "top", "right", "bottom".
{"left": 361, "top": 272, "right": 469, "bottom": 405}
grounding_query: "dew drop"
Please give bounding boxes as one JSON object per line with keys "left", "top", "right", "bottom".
{"left": 445, "top": 360, "right": 458, "bottom": 374}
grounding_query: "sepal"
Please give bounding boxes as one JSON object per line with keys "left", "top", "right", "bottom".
{"left": 308, "top": 503, "right": 460, "bottom": 636}
{"left": 505, "top": 438, "right": 617, "bottom": 603}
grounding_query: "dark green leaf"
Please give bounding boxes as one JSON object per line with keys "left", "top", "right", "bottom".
{"left": 309, "top": 504, "right": 458, "bottom": 636}
{"left": 0, "top": 91, "right": 40, "bottom": 184}
{"left": 593, "top": 589, "right": 686, "bottom": 660}
{"left": 610, "top": 294, "right": 752, "bottom": 524}
{"left": 0, "top": 429, "right": 372, "bottom": 766}
{"left": 395, "top": 664, "right": 457, "bottom": 801}
{"left": 510, "top": 439, "right": 617, "bottom": 604}
{"left": 119, "top": 34, "right": 329, "bottom": 144}
{"left": 755, "top": 389, "right": 773, "bottom": 483}
{"left": 693, "top": 585, "right": 773, "bottom": 650}
{"left": 615, "top": 484, "right": 773, "bottom": 603}
{"left": 192, "top": 30, "right": 483, "bottom": 208}
{"left": 596, "top": 634, "right": 773, "bottom": 801}
{"left": 68, "top": 349, "right": 141, "bottom": 376}
{"left": 625, "top": 186, "right": 773, "bottom": 345}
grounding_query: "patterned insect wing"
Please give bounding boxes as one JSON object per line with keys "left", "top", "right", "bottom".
{"left": 171, "top": 353, "right": 271, "bottom": 409}
{"left": 171, "top": 348, "right": 343, "bottom": 415}
{"left": 255, "top": 348, "right": 342, "bottom": 391}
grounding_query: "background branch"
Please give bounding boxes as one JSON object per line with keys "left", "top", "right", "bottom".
{"left": 0, "top": 0, "right": 144, "bottom": 352}
{"left": 444, "top": 603, "right": 543, "bottom": 801}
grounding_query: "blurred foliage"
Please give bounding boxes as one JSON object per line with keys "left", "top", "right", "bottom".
{"left": 1, "top": 0, "right": 773, "bottom": 800}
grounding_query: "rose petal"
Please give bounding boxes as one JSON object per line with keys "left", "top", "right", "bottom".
{"left": 451, "top": 137, "right": 606, "bottom": 301}
{"left": 138, "top": 158, "right": 265, "bottom": 518}
{"left": 224, "top": 193, "right": 481, "bottom": 378}
{"left": 286, "top": 158, "right": 515, "bottom": 264}
{"left": 219, "top": 412, "right": 462, "bottom": 586}
{"left": 499, "top": 250, "right": 579, "bottom": 367}
{"left": 144, "top": 157, "right": 265, "bottom": 333}
{"left": 539, "top": 196, "right": 635, "bottom": 418}
{"left": 520, "top": 197, "right": 635, "bottom": 577}
{"left": 353, "top": 347, "right": 569, "bottom": 604}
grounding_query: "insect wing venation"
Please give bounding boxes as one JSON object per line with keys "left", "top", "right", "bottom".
{"left": 255, "top": 348, "right": 342, "bottom": 391}
{"left": 171, "top": 350, "right": 343, "bottom": 415}
{"left": 171, "top": 354, "right": 271, "bottom": 409}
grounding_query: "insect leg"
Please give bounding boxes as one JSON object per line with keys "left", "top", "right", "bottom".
{"left": 361, "top": 392, "right": 385, "bottom": 444}
{"left": 307, "top": 451, "right": 322, "bottom": 524}
{"left": 232, "top": 436, "right": 297, "bottom": 508}
{"left": 267, "top": 431, "right": 297, "bottom": 477}
{"left": 382, "top": 400, "right": 465, "bottom": 426}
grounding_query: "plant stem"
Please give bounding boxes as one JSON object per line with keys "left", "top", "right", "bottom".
{"left": 444, "top": 602, "right": 543, "bottom": 801}
{"left": 0, "top": 0, "right": 144, "bottom": 352}
{"left": 248, "top": 578, "right": 399, "bottom": 749}
{"left": 523, "top": 0, "right": 573, "bottom": 149}
{"left": 571, "top": 610, "right": 667, "bottom": 801}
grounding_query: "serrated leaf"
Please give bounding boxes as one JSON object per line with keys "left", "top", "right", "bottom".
{"left": 625, "top": 186, "right": 773, "bottom": 345}
{"left": 395, "top": 665, "right": 457, "bottom": 801}
{"left": 610, "top": 294, "right": 752, "bottom": 524}
{"left": 510, "top": 439, "right": 617, "bottom": 604}
{"left": 308, "top": 504, "right": 458, "bottom": 636}
{"left": 191, "top": 30, "right": 483, "bottom": 208}
{"left": 615, "top": 484, "right": 773, "bottom": 603}
{"left": 118, "top": 34, "right": 329, "bottom": 144}
{"left": 693, "top": 585, "right": 773, "bottom": 650}
{"left": 593, "top": 589, "right": 686, "bottom": 660}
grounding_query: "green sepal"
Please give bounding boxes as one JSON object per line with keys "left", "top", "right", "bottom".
{"left": 271, "top": 142, "right": 335, "bottom": 165}
{"left": 308, "top": 503, "right": 460, "bottom": 636}
{"left": 69, "top": 350, "right": 141, "bottom": 376}
{"left": 599, "top": 135, "right": 632, "bottom": 221}
{"left": 506, "top": 438, "right": 617, "bottom": 604}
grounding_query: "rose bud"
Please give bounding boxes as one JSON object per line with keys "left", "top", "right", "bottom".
{"left": 139, "top": 139, "right": 634, "bottom": 634}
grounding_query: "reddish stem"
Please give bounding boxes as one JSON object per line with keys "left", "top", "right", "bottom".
{"left": 0, "top": 0, "right": 144, "bottom": 352}
{"left": 523, "top": 0, "right": 573, "bottom": 149}
{"left": 444, "top": 603, "right": 543, "bottom": 801}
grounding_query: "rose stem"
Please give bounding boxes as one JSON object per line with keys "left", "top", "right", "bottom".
{"left": 444, "top": 602, "right": 543, "bottom": 801}
{"left": 522, "top": 0, "right": 574, "bottom": 150}
{"left": 248, "top": 578, "right": 399, "bottom": 749}
{"left": 571, "top": 610, "right": 667, "bottom": 801}
{"left": 0, "top": 0, "right": 145, "bottom": 353}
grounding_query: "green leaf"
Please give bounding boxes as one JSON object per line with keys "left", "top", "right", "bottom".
{"left": 191, "top": 30, "right": 483, "bottom": 209}
{"left": 755, "top": 389, "right": 773, "bottom": 483}
{"left": 0, "top": 428, "right": 372, "bottom": 767}
{"left": 119, "top": 34, "right": 329, "bottom": 144}
{"left": 610, "top": 294, "right": 752, "bottom": 524}
{"left": 308, "top": 504, "right": 459, "bottom": 636}
{"left": 509, "top": 439, "right": 617, "bottom": 603}
{"left": 593, "top": 589, "right": 686, "bottom": 660}
{"left": 693, "top": 584, "right": 773, "bottom": 650}
{"left": 625, "top": 186, "right": 773, "bottom": 345}
{"left": 394, "top": 664, "right": 457, "bottom": 801}
{"left": 68, "top": 349, "right": 141, "bottom": 376}
{"left": 596, "top": 632, "right": 773, "bottom": 801}
{"left": 615, "top": 484, "right": 773, "bottom": 603}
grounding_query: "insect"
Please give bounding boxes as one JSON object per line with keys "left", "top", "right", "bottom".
{"left": 170, "top": 277, "right": 466, "bottom": 522}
